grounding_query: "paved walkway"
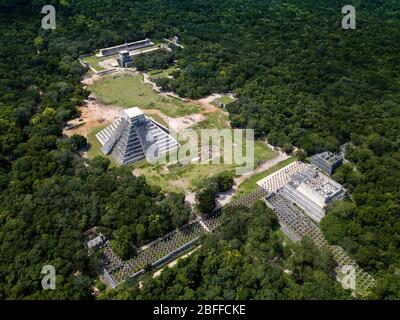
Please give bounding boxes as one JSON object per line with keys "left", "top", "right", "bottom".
{"left": 215, "top": 145, "right": 290, "bottom": 208}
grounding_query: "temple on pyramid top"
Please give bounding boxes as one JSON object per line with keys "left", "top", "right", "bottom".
{"left": 96, "top": 107, "right": 179, "bottom": 165}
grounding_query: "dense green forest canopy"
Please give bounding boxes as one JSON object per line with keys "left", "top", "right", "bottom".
{"left": 134, "top": 50, "right": 176, "bottom": 71}
{"left": 101, "top": 202, "right": 350, "bottom": 300}
{"left": 0, "top": 0, "right": 399, "bottom": 299}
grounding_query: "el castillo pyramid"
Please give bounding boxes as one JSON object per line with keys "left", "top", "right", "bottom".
{"left": 96, "top": 107, "right": 179, "bottom": 165}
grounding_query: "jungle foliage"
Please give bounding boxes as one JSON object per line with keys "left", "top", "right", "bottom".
{"left": 101, "top": 202, "right": 350, "bottom": 300}
{"left": 0, "top": 0, "right": 399, "bottom": 299}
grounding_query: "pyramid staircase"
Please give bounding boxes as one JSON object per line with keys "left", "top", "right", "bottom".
{"left": 138, "top": 120, "right": 179, "bottom": 161}
{"left": 112, "top": 119, "right": 146, "bottom": 165}
{"left": 95, "top": 107, "right": 179, "bottom": 165}
{"left": 96, "top": 117, "right": 127, "bottom": 155}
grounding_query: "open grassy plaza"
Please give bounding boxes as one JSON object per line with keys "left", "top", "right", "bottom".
{"left": 87, "top": 115, "right": 277, "bottom": 193}
{"left": 89, "top": 72, "right": 201, "bottom": 117}
{"left": 211, "top": 95, "right": 235, "bottom": 107}
{"left": 83, "top": 53, "right": 278, "bottom": 196}
{"left": 131, "top": 139, "right": 276, "bottom": 194}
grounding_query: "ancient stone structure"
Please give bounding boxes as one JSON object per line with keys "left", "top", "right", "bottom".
{"left": 99, "top": 38, "right": 153, "bottom": 57}
{"left": 310, "top": 151, "right": 343, "bottom": 175}
{"left": 117, "top": 50, "right": 133, "bottom": 68}
{"left": 96, "top": 107, "right": 179, "bottom": 165}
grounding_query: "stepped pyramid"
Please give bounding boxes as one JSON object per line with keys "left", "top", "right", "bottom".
{"left": 96, "top": 107, "right": 179, "bottom": 165}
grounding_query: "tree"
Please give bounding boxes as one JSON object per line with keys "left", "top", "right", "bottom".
{"left": 195, "top": 187, "right": 216, "bottom": 215}
{"left": 33, "top": 36, "right": 45, "bottom": 51}
{"left": 295, "top": 149, "right": 307, "bottom": 161}
{"left": 282, "top": 143, "right": 294, "bottom": 154}
{"left": 70, "top": 134, "right": 87, "bottom": 151}
{"left": 109, "top": 202, "right": 349, "bottom": 300}
{"left": 195, "top": 172, "right": 234, "bottom": 214}
{"left": 111, "top": 226, "right": 137, "bottom": 260}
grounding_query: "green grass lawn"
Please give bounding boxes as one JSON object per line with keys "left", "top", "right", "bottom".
{"left": 89, "top": 72, "right": 200, "bottom": 117}
{"left": 233, "top": 156, "right": 297, "bottom": 199}
{"left": 86, "top": 121, "right": 278, "bottom": 194}
{"left": 192, "top": 112, "right": 230, "bottom": 131}
{"left": 85, "top": 70, "right": 278, "bottom": 194}
{"left": 82, "top": 55, "right": 106, "bottom": 72}
{"left": 137, "top": 162, "right": 238, "bottom": 194}
{"left": 150, "top": 72, "right": 168, "bottom": 80}
{"left": 148, "top": 69, "right": 164, "bottom": 76}
{"left": 148, "top": 65, "right": 177, "bottom": 80}
{"left": 254, "top": 140, "right": 276, "bottom": 163}
{"left": 212, "top": 95, "right": 234, "bottom": 107}
{"left": 135, "top": 137, "right": 276, "bottom": 193}
{"left": 219, "top": 96, "right": 234, "bottom": 105}
{"left": 86, "top": 123, "right": 277, "bottom": 194}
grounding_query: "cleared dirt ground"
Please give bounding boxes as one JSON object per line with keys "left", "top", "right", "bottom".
{"left": 65, "top": 71, "right": 228, "bottom": 138}
{"left": 63, "top": 101, "right": 123, "bottom": 137}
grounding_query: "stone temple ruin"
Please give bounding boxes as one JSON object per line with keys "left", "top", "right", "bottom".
{"left": 310, "top": 151, "right": 343, "bottom": 175}
{"left": 257, "top": 162, "right": 346, "bottom": 223}
{"left": 92, "top": 160, "right": 373, "bottom": 292}
{"left": 258, "top": 162, "right": 375, "bottom": 293}
{"left": 96, "top": 107, "right": 179, "bottom": 165}
{"left": 117, "top": 50, "right": 133, "bottom": 68}
{"left": 280, "top": 168, "right": 346, "bottom": 222}
{"left": 99, "top": 38, "right": 153, "bottom": 57}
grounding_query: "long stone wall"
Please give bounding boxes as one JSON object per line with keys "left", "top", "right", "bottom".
{"left": 265, "top": 190, "right": 376, "bottom": 294}
{"left": 97, "top": 161, "right": 376, "bottom": 295}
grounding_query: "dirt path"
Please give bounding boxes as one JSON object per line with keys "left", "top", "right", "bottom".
{"left": 142, "top": 72, "right": 162, "bottom": 93}
{"left": 144, "top": 108, "right": 206, "bottom": 132}
{"left": 215, "top": 146, "right": 290, "bottom": 208}
{"left": 185, "top": 191, "right": 196, "bottom": 207}
{"left": 142, "top": 72, "right": 187, "bottom": 101}
{"left": 193, "top": 93, "right": 224, "bottom": 114}
{"left": 81, "top": 73, "right": 101, "bottom": 86}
